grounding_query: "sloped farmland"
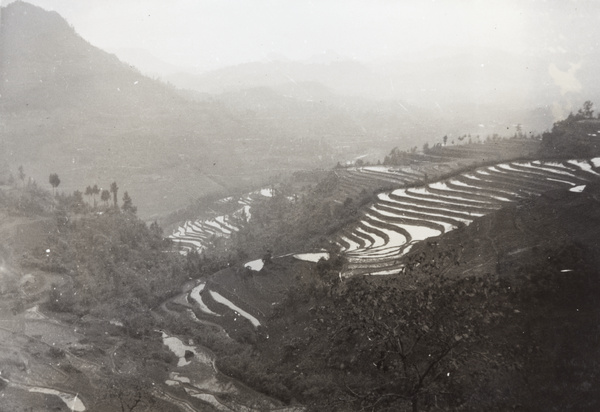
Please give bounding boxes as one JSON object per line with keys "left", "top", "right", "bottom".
{"left": 338, "top": 158, "right": 600, "bottom": 276}
{"left": 167, "top": 191, "right": 264, "bottom": 255}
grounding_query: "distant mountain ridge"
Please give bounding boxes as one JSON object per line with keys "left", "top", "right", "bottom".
{"left": 163, "top": 45, "right": 600, "bottom": 109}
{"left": 161, "top": 44, "right": 600, "bottom": 134}
{"left": 0, "top": 2, "right": 365, "bottom": 219}
{"left": 3, "top": 2, "right": 597, "bottom": 219}
{"left": 0, "top": 2, "right": 239, "bottom": 218}
{"left": 165, "top": 59, "right": 382, "bottom": 98}
{"left": 0, "top": 2, "right": 476, "bottom": 222}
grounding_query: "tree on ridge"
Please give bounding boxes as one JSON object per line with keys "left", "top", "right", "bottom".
{"left": 18, "top": 165, "right": 25, "bottom": 187}
{"left": 92, "top": 184, "right": 100, "bottom": 208}
{"left": 48, "top": 173, "right": 60, "bottom": 195}
{"left": 101, "top": 189, "right": 110, "bottom": 207}
{"left": 110, "top": 181, "right": 119, "bottom": 209}
{"left": 122, "top": 191, "right": 137, "bottom": 214}
{"left": 85, "top": 186, "right": 93, "bottom": 205}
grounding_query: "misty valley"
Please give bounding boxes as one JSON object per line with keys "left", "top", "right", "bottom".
{"left": 2, "top": 2, "right": 600, "bottom": 411}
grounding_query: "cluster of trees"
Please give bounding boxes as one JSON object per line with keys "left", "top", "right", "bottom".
{"left": 540, "top": 100, "right": 600, "bottom": 157}
{"left": 229, "top": 174, "right": 374, "bottom": 259}
{"left": 82, "top": 182, "right": 122, "bottom": 209}
{"left": 382, "top": 146, "right": 419, "bottom": 165}
{"left": 2, "top": 169, "right": 138, "bottom": 216}
{"left": 378, "top": 130, "right": 540, "bottom": 165}
{"left": 41, "top": 208, "right": 184, "bottom": 320}
{"left": 53, "top": 183, "right": 136, "bottom": 217}
{"left": 1, "top": 182, "right": 53, "bottom": 216}
{"left": 0, "top": 166, "right": 54, "bottom": 216}
{"left": 3, "top": 165, "right": 31, "bottom": 188}
{"left": 42, "top": 172, "right": 138, "bottom": 214}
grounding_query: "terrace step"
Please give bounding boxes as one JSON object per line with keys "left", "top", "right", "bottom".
{"left": 338, "top": 156, "right": 599, "bottom": 276}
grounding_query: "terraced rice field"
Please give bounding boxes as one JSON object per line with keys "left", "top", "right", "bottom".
{"left": 169, "top": 215, "right": 239, "bottom": 255}
{"left": 338, "top": 158, "right": 600, "bottom": 276}
{"left": 168, "top": 190, "right": 275, "bottom": 254}
{"left": 335, "top": 165, "right": 429, "bottom": 197}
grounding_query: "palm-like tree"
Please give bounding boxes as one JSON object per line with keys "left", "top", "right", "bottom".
{"left": 85, "top": 186, "right": 93, "bottom": 205}
{"left": 110, "top": 181, "right": 119, "bottom": 209}
{"left": 92, "top": 184, "right": 100, "bottom": 208}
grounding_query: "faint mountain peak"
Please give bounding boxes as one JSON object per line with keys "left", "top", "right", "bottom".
{"left": 308, "top": 49, "right": 349, "bottom": 65}
{"left": 262, "top": 52, "right": 289, "bottom": 63}
{"left": 1, "top": 1, "right": 75, "bottom": 38}
{"left": 108, "top": 47, "right": 183, "bottom": 78}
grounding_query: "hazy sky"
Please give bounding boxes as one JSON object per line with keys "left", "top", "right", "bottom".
{"left": 2, "top": 0, "right": 599, "bottom": 72}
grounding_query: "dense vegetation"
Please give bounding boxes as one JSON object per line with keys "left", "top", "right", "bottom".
{"left": 0, "top": 175, "right": 227, "bottom": 334}
{"left": 216, "top": 184, "right": 600, "bottom": 411}
{"left": 3, "top": 103, "right": 600, "bottom": 410}
{"left": 541, "top": 101, "right": 600, "bottom": 158}
{"left": 229, "top": 172, "right": 377, "bottom": 258}
{"left": 182, "top": 108, "right": 600, "bottom": 410}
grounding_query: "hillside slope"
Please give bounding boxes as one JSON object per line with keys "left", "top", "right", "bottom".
{"left": 0, "top": 2, "right": 339, "bottom": 218}
{"left": 220, "top": 182, "right": 600, "bottom": 411}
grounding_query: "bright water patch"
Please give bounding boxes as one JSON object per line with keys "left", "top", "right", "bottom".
{"left": 260, "top": 188, "right": 274, "bottom": 197}
{"left": 366, "top": 268, "right": 404, "bottom": 276}
{"left": 161, "top": 332, "right": 196, "bottom": 367}
{"left": 29, "top": 388, "right": 85, "bottom": 411}
{"left": 209, "top": 291, "right": 261, "bottom": 327}
{"left": 166, "top": 372, "right": 191, "bottom": 386}
{"left": 239, "top": 205, "right": 251, "bottom": 221}
{"left": 570, "top": 185, "right": 586, "bottom": 193}
{"left": 185, "top": 388, "right": 230, "bottom": 411}
{"left": 293, "top": 252, "right": 330, "bottom": 262}
{"left": 546, "top": 178, "right": 576, "bottom": 186}
{"left": 449, "top": 179, "right": 481, "bottom": 189}
{"left": 354, "top": 227, "right": 375, "bottom": 248}
{"left": 360, "top": 219, "right": 388, "bottom": 248}
{"left": 568, "top": 160, "right": 600, "bottom": 176}
{"left": 418, "top": 185, "right": 500, "bottom": 204}
{"left": 374, "top": 204, "right": 472, "bottom": 225}
{"left": 402, "top": 224, "right": 442, "bottom": 242}
{"left": 540, "top": 162, "right": 578, "bottom": 175}
{"left": 364, "top": 219, "right": 409, "bottom": 247}
{"left": 205, "top": 220, "right": 231, "bottom": 234}
{"left": 244, "top": 259, "right": 264, "bottom": 271}
{"left": 379, "top": 192, "right": 487, "bottom": 216}
{"left": 431, "top": 180, "right": 518, "bottom": 202}
{"left": 190, "top": 283, "right": 221, "bottom": 316}
{"left": 341, "top": 236, "right": 361, "bottom": 252}
{"left": 363, "top": 166, "right": 391, "bottom": 173}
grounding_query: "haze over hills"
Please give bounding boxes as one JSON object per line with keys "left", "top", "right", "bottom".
{"left": 159, "top": 45, "right": 600, "bottom": 136}
{"left": 3, "top": 1, "right": 600, "bottom": 220}
{"left": 0, "top": 1, "right": 496, "bottom": 220}
{"left": 0, "top": 2, "right": 249, "bottom": 218}
{"left": 0, "top": 2, "right": 397, "bottom": 218}
{"left": 2, "top": 2, "right": 600, "bottom": 410}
